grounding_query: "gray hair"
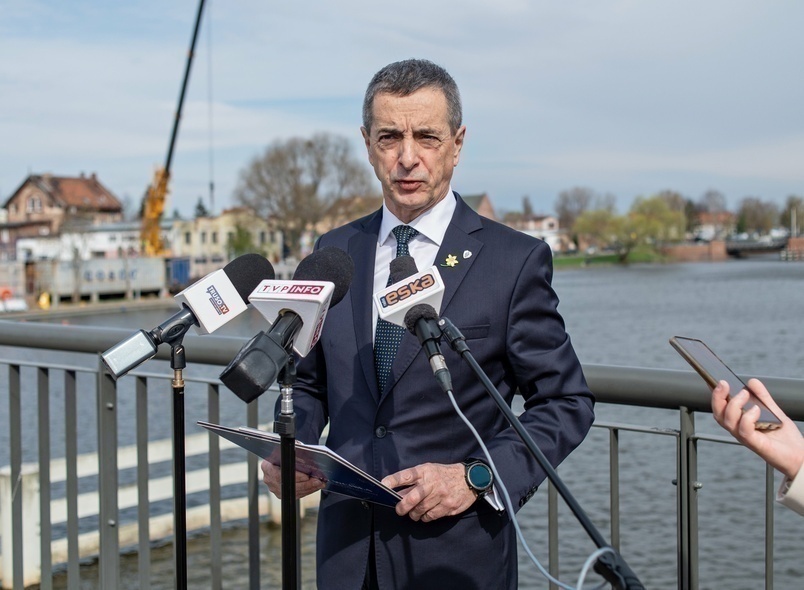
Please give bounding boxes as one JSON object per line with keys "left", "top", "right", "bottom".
{"left": 362, "top": 59, "right": 462, "bottom": 135}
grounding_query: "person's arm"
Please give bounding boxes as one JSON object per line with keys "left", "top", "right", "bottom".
{"left": 711, "top": 378, "right": 804, "bottom": 515}
{"left": 777, "top": 462, "right": 804, "bottom": 516}
{"left": 383, "top": 241, "right": 594, "bottom": 520}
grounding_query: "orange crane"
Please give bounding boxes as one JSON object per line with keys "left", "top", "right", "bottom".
{"left": 140, "top": 0, "right": 207, "bottom": 256}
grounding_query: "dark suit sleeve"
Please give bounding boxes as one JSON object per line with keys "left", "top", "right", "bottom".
{"left": 484, "top": 240, "right": 594, "bottom": 510}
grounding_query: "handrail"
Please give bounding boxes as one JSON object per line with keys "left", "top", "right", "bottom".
{"left": 2, "top": 319, "right": 802, "bottom": 416}
{"left": 0, "top": 319, "right": 246, "bottom": 366}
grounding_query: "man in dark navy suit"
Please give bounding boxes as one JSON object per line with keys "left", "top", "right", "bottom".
{"left": 262, "top": 58, "right": 594, "bottom": 589}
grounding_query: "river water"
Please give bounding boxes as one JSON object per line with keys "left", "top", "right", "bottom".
{"left": 2, "top": 258, "right": 802, "bottom": 589}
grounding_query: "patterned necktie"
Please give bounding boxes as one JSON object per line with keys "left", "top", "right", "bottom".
{"left": 374, "top": 225, "right": 419, "bottom": 393}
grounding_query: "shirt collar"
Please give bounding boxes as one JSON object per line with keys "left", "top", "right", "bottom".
{"left": 378, "top": 187, "right": 456, "bottom": 247}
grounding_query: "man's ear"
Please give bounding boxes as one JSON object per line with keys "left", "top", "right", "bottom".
{"left": 361, "top": 127, "right": 374, "bottom": 165}
{"left": 452, "top": 125, "right": 467, "bottom": 166}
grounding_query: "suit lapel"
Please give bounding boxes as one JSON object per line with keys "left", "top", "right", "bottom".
{"left": 381, "top": 195, "right": 484, "bottom": 402}
{"left": 348, "top": 210, "right": 382, "bottom": 401}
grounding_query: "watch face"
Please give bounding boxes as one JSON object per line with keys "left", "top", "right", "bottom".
{"left": 468, "top": 463, "right": 492, "bottom": 489}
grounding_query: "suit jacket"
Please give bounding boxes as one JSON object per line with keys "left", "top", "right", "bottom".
{"left": 290, "top": 194, "right": 594, "bottom": 589}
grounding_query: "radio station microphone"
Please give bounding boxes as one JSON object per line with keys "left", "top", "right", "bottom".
{"left": 220, "top": 246, "right": 355, "bottom": 402}
{"left": 373, "top": 260, "right": 445, "bottom": 328}
{"left": 389, "top": 255, "right": 418, "bottom": 284}
{"left": 101, "top": 253, "right": 274, "bottom": 379}
{"left": 404, "top": 304, "right": 453, "bottom": 394}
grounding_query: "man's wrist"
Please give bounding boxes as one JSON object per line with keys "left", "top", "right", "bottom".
{"left": 463, "top": 459, "right": 493, "bottom": 498}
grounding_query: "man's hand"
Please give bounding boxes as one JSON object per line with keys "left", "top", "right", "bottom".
{"left": 260, "top": 460, "right": 326, "bottom": 499}
{"left": 711, "top": 379, "right": 804, "bottom": 479}
{"left": 381, "top": 462, "right": 477, "bottom": 522}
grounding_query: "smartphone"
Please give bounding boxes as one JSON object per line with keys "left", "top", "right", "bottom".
{"left": 669, "top": 336, "right": 782, "bottom": 430}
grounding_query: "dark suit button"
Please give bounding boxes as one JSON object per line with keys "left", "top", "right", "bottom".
{"left": 375, "top": 426, "right": 387, "bottom": 438}
{"left": 361, "top": 501, "right": 370, "bottom": 510}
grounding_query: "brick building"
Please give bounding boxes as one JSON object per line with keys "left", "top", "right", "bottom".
{"left": 1, "top": 172, "right": 123, "bottom": 260}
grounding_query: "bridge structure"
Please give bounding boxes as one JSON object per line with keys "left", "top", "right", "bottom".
{"left": 725, "top": 237, "right": 789, "bottom": 258}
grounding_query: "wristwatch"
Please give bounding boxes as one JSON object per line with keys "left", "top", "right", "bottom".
{"left": 463, "top": 460, "right": 493, "bottom": 497}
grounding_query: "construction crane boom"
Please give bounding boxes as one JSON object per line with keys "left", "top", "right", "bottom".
{"left": 140, "top": 0, "right": 207, "bottom": 256}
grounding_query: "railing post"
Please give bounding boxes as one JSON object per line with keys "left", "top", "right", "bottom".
{"left": 609, "top": 428, "right": 620, "bottom": 550}
{"left": 547, "top": 480, "right": 559, "bottom": 590}
{"left": 0, "top": 466, "right": 41, "bottom": 589}
{"left": 37, "top": 367, "right": 52, "bottom": 590}
{"left": 677, "top": 406, "right": 698, "bottom": 590}
{"left": 764, "top": 463, "right": 774, "bottom": 590}
{"left": 136, "top": 375, "right": 151, "bottom": 590}
{"left": 97, "top": 357, "right": 120, "bottom": 589}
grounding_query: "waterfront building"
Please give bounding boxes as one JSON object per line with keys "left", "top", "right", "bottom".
{"left": 0, "top": 172, "right": 123, "bottom": 261}
{"left": 171, "top": 206, "right": 283, "bottom": 281}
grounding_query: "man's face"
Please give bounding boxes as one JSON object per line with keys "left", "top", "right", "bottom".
{"left": 362, "top": 87, "right": 466, "bottom": 223}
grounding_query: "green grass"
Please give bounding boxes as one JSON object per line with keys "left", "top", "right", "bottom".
{"left": 552, "top": 246, "right": 668, "bottom": 268}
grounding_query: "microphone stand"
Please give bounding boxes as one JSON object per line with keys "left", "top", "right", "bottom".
{"left": 169, "top": 341, "right": 189, "bottom": 590}
{"left": 145, "top": 306, "right": 197, "bottom": 590}
{"left": 438, "top": 318, "right": 645, "bottom": 590}
{"left": 274, "top": 357, "right": 300, "bottom": 590}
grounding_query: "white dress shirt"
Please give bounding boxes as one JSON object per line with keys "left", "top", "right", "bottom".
{"left": 371, "top": 188, "right": 456, "bottom": 332}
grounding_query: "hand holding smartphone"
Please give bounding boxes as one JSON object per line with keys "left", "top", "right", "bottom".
{"left": 669, "top": 336, "right": 782, "bottom": 431}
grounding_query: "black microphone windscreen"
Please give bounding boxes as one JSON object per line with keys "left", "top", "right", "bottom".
{"left": 389, "top": 255, "right": 418, "bottom": 284}
{"left": 293, "top": 247, "right": 355, "bottom": 306}
{"left": 404, "top": 303, "right": 439, "bottom": 334}
{"left": 219, "top": 331, "right": 288, "bottom": 403}
{"left": 222, "top": 253, "right": 275, "bottom": 303}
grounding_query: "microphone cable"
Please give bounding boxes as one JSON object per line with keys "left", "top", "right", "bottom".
{"left": 443, "top": 389, "right": 613, "bottom": 590}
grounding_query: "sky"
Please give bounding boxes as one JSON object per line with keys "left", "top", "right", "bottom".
{"left": 2, "top": 0, "right": 803, "bottom": 219}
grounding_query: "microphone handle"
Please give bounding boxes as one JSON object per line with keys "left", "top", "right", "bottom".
{"left": 415, "top": 319, "right": 453, "bottom": 394}
{"left": 152, "top": 305, "right": 198, "bottom": 345}
{"left": 269, "top": 310, "right": 304, "bottom": 351}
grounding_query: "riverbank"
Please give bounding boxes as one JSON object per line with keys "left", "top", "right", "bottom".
{"left": 552, "top": 246, "right": 669, "bottom": 268}
{"left": 0, "top": 293, "right": 172, "bottom": 321}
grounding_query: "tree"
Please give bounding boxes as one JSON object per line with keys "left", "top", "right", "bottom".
{"left": 522, "top": 195, "right": 534, "bottom": 218}
{"left": 698, "top": 189, "right": 728, "bottom": 235}
{"left": 657, "top": 190, "right": 696, "bottom": 233}
{"left": 555, "top": 187, "right": 594, "bottom": 233}
{"left": 574, "top": 195, "right": 685, "bottom": 262}
{"left": 736, "top": 197, "right": 779, "bottom": 235}
{"left": 227, "top": 223, "right": 259, "bottom": 258}
{"left": 194, "top": 197, "right": 210, "bottom": 218}
{"left": 629, "top": 195, "right": 686, "bottom": 245}
{"left": 574, "top": 209, "right": 617, "bottom": 251}
{"left": 779, "top": 195, "right": 803, "bottom": 235}
{"left": 699, "top": 189, "right": 727, "bottom": 214}
{"left": 234, "top": 132, "right": 374, "bottom": 258}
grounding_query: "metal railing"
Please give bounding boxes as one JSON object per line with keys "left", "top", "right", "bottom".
{"left": 0, "top": 320, "right": 802, "bottom": 589}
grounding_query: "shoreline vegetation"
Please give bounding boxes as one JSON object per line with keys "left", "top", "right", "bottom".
{"left": 552, "top": 245, "right": 669, "bottom": 269}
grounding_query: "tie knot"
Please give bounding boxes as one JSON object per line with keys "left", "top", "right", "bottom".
{"left": 392, "top": 225, "right": 418, "bottom": 257}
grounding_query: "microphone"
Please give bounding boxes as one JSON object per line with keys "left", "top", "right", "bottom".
{"left": 404, "top": 303, "right": 453, "bottom": 394}
{"left": 101, "top": 253, "right": 275, "bottom": 378}
{"left": 389, "top": 255, "right": 418, "bottom": 284}
{"left": 220, "top": 247, "right": 355, "bottom": 402}
{"left": 373, "top": 262, "right": 445, "bottom": 327}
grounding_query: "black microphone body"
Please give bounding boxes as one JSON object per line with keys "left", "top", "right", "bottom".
{"left": 404, "top": 303, "right": 453, "bottom": 394}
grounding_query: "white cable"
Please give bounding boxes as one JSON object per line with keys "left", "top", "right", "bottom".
{"left": 577, "top": 546, "right": 616, "bottom": 589}
{"left": 446, "top": 390, "right": 608, "bottom": 590}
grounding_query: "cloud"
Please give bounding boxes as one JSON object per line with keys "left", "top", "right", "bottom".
{"left": 2, "top": 0, "right": 803, "bottom": 216}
